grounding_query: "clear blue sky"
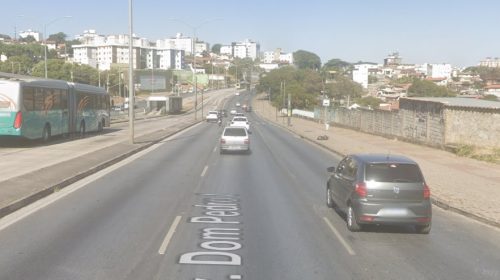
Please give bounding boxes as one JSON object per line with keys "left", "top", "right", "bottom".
{"left": 2, "top": 0, "right": 499, "bottom": 67}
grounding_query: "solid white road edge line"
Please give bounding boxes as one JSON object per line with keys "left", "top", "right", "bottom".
{"left": 323, "top": 217, "right": 356, "bottom": 256}
{"left": 0, "top": 122, "right": 203, "bottom": 232}
{"left": 159, "top": 215, "right": 182, "bottom": 255}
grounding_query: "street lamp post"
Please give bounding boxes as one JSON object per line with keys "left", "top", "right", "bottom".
{"left": 43, "top": 16, "right": 71, "bottom": 79}
{"left": 169, "top": 18, "right": 220, "bottom": 120}
{"left": 128, "top": 0, "right": 135, "bottom": 144}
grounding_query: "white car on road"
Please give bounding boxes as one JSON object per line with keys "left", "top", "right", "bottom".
{"left": 220, "top": 126, "right": 249, "bottom": 154}
{"left": 206, "top": 111, "right": 219, "bottom": 122}
{"left": 230, "top": 116, "right": 250, "bottom": 132}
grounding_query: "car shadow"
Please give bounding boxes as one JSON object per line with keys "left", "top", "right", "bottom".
{"left": 331, "top": 207, "right": 420, "bottom": 234}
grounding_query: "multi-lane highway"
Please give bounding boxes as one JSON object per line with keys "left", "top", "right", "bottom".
{"left": 0, "top": 92, "right": 499, "bottom": 280}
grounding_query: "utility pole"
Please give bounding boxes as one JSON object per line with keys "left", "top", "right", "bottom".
{"left": 128, "top": 0, "right": 135, "bottom": 144}
{"left": 287, "top": 93, "right": 291, "bottom": 126}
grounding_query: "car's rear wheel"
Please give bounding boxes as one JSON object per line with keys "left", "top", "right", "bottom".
{"left": 347, "top": 204, "right": 362, "bottom": 232}
{"left": 416, "top": 223, "right": 431, "bottom": 234}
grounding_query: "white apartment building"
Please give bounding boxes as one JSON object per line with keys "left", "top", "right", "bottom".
{"left": 263, "top": 48, "right": 293, "bottom": 64}
{"left": 220, "top": 39, "right": 260, "bottom": 60}
{"left": 195, "top": 42, "right": 209, "bottom": 55}
{"left": 157, "top": 49, "right": 184, "bottom": 70}
{"left": 428, "top": 63, "right": 452, "bottom": 79}
{"left": 220, "top": 45, "right": 233, "bottom": 56}
{"left": 353, "top": 64, "right": 379, "bottom": 88}
{"left": 75, "top": 30, "right": 106, "bottom": 45}
{"left": 19, "top": 29, "right": 42, "bottom": 41}
{"left": 157, "top": 33, "right": 193, "bottom": 54}
{"left": 72, "top": 30, "right": 184, "bottom": 71}
{"left": 480, "top": 57, "right": 500, "bottom": 68}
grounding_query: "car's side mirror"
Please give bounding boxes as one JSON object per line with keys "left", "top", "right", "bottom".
{"left": 327, "top": 166, "right": 336, "bottom": 173}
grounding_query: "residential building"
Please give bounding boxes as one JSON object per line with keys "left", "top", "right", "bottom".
{"left": 75, "top": 30, "right": 106, "bottom": 45}
{"left": 220, "top": 45, "right": 233, "bottom": 56}
{"left": 72, "top": 30, "right": 184, "bottom": 71}
{"left": 384, "top": 52, "right": 402, "bottom": 66}
{"left": 263, "top": 48, "right": 293, "bottom": 64}
{"left": 157, "top": 33, "right": 193, "bottom": 54}
{"left": 480, "top": 57, "right": 500, "bottom": 68}
{"left": 220, "top": 39, "right": 260, "bottom": 60}
{"left": 428, "top": 63, "right": 452, "bottom": 79}
{"left": 195, "top": 41, "right": 209, "bottom": 55}
{"left": 19, "top": 29, "right": 42, "bottom": 41}
{"left": 353, "top": 64, "right": 379, "bottom": 88}
{"left": 484, "top": 84, "right": 500, "bottom": 97}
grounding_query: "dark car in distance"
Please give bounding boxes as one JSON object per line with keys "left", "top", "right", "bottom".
{"left": 326, "top": 154, "right": 432, "bottom": 233}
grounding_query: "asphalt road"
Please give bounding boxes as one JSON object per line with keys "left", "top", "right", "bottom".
{"left": 0, "top": 93, "right": 499, "bottom": 279}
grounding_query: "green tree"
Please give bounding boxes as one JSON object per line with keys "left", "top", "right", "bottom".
{"left": 323, "top": 58, "right": 351, "bottom": 70}
{"left": 368, "top": 76, "right": 378, "bottom": 84}
{"left": 19, "top": 35, "right": 37, "bottom": 43}
{"left": 48, "top": 32, "right": 67, "bottom": 44}
{"left": 211, "top": 43, "right": 222, "bottom": 54}
{"left": 355, "top": 96, "right": 382, "bottom": 108}
{"left": 257, "top": 66, "right": 322, "bottom": 109}
{"left": 408, "top": 79, "right": 456, "bottom": 97}
{"left": 293, "top": 50, "right": 321, "bottom": 70}
{"left": 324, "top": 76, "right": 364, "bottom": 102}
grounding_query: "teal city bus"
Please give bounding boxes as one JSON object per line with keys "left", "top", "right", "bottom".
{"left": 0, "top": 72, "right": 110, "bottom": 141}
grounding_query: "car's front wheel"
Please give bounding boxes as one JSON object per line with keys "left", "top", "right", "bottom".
{"left": 347, "top": 204, "right": 362, "bottom": 232}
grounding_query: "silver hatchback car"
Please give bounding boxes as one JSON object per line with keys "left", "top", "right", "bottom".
{"left": 326, "top": 154, "right": 432, "bottom": 233}
{"left": 220, "top": 126, "right": 250, "bottom": 154}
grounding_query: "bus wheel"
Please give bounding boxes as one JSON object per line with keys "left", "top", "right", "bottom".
{"left": 42, "top": 125, "right": 51, "bottom": 143}
{"left": 98, "top": 119, "right": 104, "bottom": 132}
{"left": 79, "top": 121, "right": 86, "bottom": 137}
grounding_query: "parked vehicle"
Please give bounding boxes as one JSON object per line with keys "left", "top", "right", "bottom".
{"left": 220, "top": 126, "right": 250, "bottom": 154}
{"left": 326, "top": 153, "right": 432, "bottom": 233}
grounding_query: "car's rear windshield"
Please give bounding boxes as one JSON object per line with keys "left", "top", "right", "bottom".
{"left": 365, "top": 163, "right": 423, "bottom": 183}
{"left": 224, "top": 128, "right": 247, "bottom": 136}
{"left": 233, "top": 117, "right": 246, "bottom": 122}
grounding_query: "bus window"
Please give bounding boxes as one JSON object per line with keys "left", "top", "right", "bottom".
{"left": 23, "top": 87, "right": 35, "bottom": 111}
{"left": 34, "top": 88, "right": 45, "bottom": 111}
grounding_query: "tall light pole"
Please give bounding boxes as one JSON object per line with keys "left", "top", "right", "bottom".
{"left": 43, "top": 16, "right": 71, "bottom": 79}
{"left": 128, "top": 0, "right": 135, "bottom": 144}
{"left": 169, "top": 18, "right": 221, "bottom": 120}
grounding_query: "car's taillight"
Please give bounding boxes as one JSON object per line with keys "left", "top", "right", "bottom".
{"left": 355, "top": 182, "right": 367, "bottom": 198}
{"left": 13, "top": 111, "right": 22, "bottom": 129}
{"left": 220, "top": 138, "right": 226, "bottom": 144}
{"left": 423, "top": 183, "right": 431, "bottom": 199}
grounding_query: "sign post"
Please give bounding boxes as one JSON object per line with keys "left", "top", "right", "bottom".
{"left": 323, "top": 98, "right": 330, "bottom": 130}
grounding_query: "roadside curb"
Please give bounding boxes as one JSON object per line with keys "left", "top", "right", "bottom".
{"left": 255, "top": 104, "right": 500, "bottom": 229}
{"left": 0, "top": 120, "right": 201, "bottom": 220}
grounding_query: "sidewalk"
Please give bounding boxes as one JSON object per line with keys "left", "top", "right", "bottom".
{"left": 253, "top": 96, "right": 500, "bottom": 228}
